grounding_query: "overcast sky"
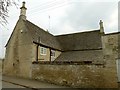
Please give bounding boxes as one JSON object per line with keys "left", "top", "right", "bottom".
{"left": 0, "top": 0, "right": 119, "bottom": 58}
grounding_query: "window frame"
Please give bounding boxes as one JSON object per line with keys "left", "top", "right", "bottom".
{"left": 40, "top": 47, "right": 47, "bottom": 55}
{"left": 51, "top": 50, "right": 56, "bottom": 57}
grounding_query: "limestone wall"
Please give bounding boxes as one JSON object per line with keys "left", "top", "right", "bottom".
{"left": 3, "top": 19, "right": 34, "bottom": 78}
{"left": 32, "top": 63, "right": 118, "bottom": 88}
{"left": 103, "top": 34, "right": 119, "bottom": 58}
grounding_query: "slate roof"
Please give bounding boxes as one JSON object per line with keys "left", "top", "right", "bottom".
{"left": 55, "top": 50, "right": 103, "bottom": 62}
{"left": 24, "top": 20, "right": 102, "bottom": 51}
{"left": 55, "top": 30, "right": 102, "bottom": 51}
{"left": 25, "top": 20, "right": 62, "bottom": 50}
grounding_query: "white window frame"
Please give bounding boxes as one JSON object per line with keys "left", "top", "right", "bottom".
{"left": 40, "top": 47, "right": 47, "bottom": 55}
{"left": 51, "top": 50, "right": 56, "bottom": 57}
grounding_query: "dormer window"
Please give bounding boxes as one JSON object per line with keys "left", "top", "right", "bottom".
{"left": 40, "top": 47, "right": 47, "bottom": 55}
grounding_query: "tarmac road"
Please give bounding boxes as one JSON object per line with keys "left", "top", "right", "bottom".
{"left": 2, "top": 75, "right": 69, "bottom": 89}
{"left": 2, "top": 81, "right": 25, "bottom": 88}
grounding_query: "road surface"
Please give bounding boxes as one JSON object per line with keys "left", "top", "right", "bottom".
{"left": 2, "top": 75, "right": 69, "bottom": 89}
{"left": 2, "top": 81, "right": 25, "bottom": 88}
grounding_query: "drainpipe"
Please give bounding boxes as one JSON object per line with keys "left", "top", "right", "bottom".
{"left": 36, "top": 45, "right": 38, "bottom": 62}
{"left": 50, "top": 48, "right": 51, "bottom": 62}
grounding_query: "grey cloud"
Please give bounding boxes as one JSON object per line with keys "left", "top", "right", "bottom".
{"left": 53, "top": 2, "right": 117, "bottom": 34}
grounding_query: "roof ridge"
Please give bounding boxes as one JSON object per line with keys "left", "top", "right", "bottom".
{"left": 55, "top": 29, "right": 100, "bottom": 36}
{"left": 104, "top": 32, "right": 120, "bottom": 36}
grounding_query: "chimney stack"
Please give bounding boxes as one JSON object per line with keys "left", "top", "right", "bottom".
{"left": 99, "top": 20, "right": 104, "bottom": 34}
{"left": 19, "top": 1, "right": 27, "bottom": 20}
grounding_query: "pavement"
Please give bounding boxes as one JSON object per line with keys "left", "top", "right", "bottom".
{"left": 2, "top": 75, "right": 69, "bottom": 89}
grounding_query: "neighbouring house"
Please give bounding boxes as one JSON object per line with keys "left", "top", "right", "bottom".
{"left": 3, "top": 2, "right": 120, "bottom": 88}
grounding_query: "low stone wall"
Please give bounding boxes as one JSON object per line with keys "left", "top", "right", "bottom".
{"left": 32, "top": 63, "right": 118, "bottom": 88}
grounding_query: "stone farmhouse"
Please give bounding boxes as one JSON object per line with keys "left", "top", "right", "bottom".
{"left": 3, "top": 2, "right": 120, "bottom": 88}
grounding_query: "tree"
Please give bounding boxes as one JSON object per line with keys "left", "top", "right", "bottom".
{"left": 0, "top": 0, "right": 18, "bottom": 26}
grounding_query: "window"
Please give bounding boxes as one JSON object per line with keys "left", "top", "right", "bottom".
{"left": 40, "top": 47, "right": 47, "bottom": 55}
{"left": 51, "top": 50, "right": 55, "bottom": 57}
